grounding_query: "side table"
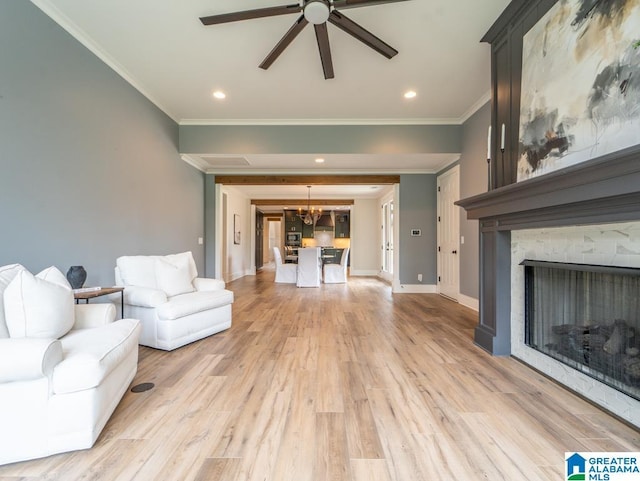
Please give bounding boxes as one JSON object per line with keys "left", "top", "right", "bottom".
{"left": 74, "top": 287, "right": 125, "bottom": 319}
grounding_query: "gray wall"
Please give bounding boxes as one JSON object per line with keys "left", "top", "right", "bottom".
{"left": 180, "top": 124, "right": 461, "bottom": 155}
{"left": 458, "top": 101, "right": 491, "bottom": 299}
{"left": 0, "top": 2, "right": 204, "bottom": 286}
{"left": 398, "top": 175, "right": 438, "bottom": 285}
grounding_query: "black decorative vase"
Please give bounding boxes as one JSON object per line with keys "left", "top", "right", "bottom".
{"left": 66, "top": 266, "right": 87, "bottom": 289}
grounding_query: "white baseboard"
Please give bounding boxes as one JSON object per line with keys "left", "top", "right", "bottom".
{"left": 350, "top": 269, "right": 379, "bottom": 276}
{"left": 393, "top": 283, "right": 438, "bottom": 294}
{"left": 227, "top": 269, "right": 248, "bottom": 282}
{"left": 458, "top": 293, "right": 479, "bottom": 311}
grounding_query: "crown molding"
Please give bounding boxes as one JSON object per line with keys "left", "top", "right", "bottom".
{"left": 458, "top": 90, "right": 491, "bottom": 124}
{"left": 178, "top": 117, "right": 462, "bottom": 126}
{"left": 188, "top": 167, "right": 449, "bottom": 175}
{"left": 178, "top": 93, "right": 490, "bottom": 127}
{"left": 30, "top": 0, "right": 179, "bottom": 123}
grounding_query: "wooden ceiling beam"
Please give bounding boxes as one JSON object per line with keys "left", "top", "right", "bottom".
{"left": 215, "top": 175, "right": 400, "bottom": 185}
{"left": 251, "top": 199, "right": 354, "bottom": 206}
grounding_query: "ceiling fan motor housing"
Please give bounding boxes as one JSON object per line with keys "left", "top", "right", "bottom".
{"left": 304, "top": 0, "right": 330, "bottom": 24}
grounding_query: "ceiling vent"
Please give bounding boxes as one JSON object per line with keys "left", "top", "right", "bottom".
{"left": 199, "top": 156, "right": 250, "bottom": 168}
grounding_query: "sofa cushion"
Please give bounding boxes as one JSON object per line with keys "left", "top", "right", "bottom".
{"left": 0, "top": 264, "right": 26, "bottom": 339}
{"left": 164, "top": 252, "right": 198, "bottom": 281}
{"left": 36, "top": 266, "right": 72, "bottom": 289}
{"left": 117, "top": 255, "right": 157, "bottom": 289}
{"left": 53, "top": 318, "right": 140, "bottom": 394}
{"left": 155, "top": 257, "right": 195, "bottom": 297}
{"left": 155, "top": 290, "right": 234, "bottom": 320}
{"left": 4, "top": 268, "right": 74, "bottom": 339}
{"left": 116, "top": 251, "right": 198, "bottom": 290}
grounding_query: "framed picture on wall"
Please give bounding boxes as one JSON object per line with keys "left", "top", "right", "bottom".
{"left": 233, "top": 214, "right": 241, "bottom": 245}
{"left": 517, "top": 0, "right": 640, "bottom": 181}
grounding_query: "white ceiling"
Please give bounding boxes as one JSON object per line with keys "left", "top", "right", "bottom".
{"left": 31, "top": 0, "right": 509, "bottom": 199}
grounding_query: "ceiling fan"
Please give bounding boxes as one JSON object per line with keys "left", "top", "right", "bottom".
{"left": 199, "top": 0, "right": 410, "bottom": 79}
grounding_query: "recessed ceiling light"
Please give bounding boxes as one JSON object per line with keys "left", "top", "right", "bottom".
{"left": 315, "top": 158, "right": 325, "bottom": 163}
{"left": 213, "top": 90, "right": 226, "bottom": 100}
{"left": 404, "top": 90, "right": 417, "bottom": 99}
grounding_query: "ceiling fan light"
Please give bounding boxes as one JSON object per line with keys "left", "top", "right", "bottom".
{"left": 304, "top": 1, "right": 330, "bottom": 24}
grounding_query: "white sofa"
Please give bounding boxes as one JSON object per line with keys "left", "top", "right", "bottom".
{"left": 0, "top": 264, "right": 141, "bottom": 466}
{"left": 115, "top": 251, "right": 233, "bottom": 351}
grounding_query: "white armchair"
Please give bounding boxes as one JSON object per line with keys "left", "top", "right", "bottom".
{"left": 0, "top": 264, "right": 141, "bottom": 465}
{"left": 297, "top": 247, "right": 322, "bottom": 287}
{"left": 323, "top": 247, "right": 349, "bottom": 283}
{"left": 273, "top": 247, "right": 297, "bottom": 284}
{"left": 115, "top": 251, "right": 233, "bottom": 351}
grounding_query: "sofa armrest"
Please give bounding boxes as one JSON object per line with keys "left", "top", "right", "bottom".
{"left": 123, "top": 285, "right": 167, "bottom": 307}
{"left": 0, "top": 338, "right": 62, "bottom": 383}
{"left": 73, "top": 303, "right": 116, "bottom": 329}
{"left": 193, "top": 277, "right": 226, "bottom": 292}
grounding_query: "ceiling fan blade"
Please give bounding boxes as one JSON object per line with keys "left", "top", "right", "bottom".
{"left": 331, "top": 0, "right": 411, "bottom": 10}
{"left": 314, "top": 23, "right": 334, "bottom": 80}
{"left": 199, "top": 4, "right": 302, "bottom": 25}
{"left": 328, "top": 10, "right": 398, "bottom": 59}
{"left": 260, "top": 15, "right": 309, "bottom": 70}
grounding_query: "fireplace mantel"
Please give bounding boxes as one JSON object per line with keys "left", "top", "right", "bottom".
{"left": 457, "top": 145, "right": 640, "bottom": 230}
{"left": 456, "top": 146, "right": 640, "bottom": 356}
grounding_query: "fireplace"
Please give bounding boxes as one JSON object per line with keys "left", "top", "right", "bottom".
{"left": 522, "top": 260, "right": 640, "bottom": 401}
{"left": 456, "top": 148, "right": 640, "bottom": 426}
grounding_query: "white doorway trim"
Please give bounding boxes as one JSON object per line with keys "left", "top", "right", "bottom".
{"left": 214, "top": 184, "right": 224, "bottom": 280}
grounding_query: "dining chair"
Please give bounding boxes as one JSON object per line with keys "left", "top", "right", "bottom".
{"left": 273, "top": 247, "right": 297, "bottom": 283}
{"left": 296, "top": 247, "right": 321, "bottom": 287}
{"left": 323, "top": 247, "right": 349, "bottom": 283}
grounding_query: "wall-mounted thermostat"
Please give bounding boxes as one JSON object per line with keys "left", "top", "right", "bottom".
{"left": 410, "top": 229, "right": 421, "bottom": 236}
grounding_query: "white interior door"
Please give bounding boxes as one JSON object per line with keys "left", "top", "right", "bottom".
{"left": 437, "top": 166, "right": 460, "bottom": 301}
{"left": 380, "top": 197, "right": 394, "bottom": 282}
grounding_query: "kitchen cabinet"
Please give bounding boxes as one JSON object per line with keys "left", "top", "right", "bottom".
{"left": 334, "top": 211, "right": 350, "bottom": 238}
{"left": 302, "top": 222, "right": 314, "bottom": 238}
{"left": 321, "top": 248, "right": 343, "bottom": 265}
{"left": 284, "top": 210, "right": 302, "bottom": 232}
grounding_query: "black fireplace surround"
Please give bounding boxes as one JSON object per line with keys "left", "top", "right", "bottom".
{"left": 457, "top": 145, "right": 640, "bottom": 357}
{"left": 522, "top": 260, "right": 640, "bottom": 401}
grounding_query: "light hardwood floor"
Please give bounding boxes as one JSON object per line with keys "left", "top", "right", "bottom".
{"left": 2, "top": 270, "right": 639, "bottom": 480}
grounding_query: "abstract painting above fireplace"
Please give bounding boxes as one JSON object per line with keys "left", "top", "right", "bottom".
{"left": 517, "top": 0, "right": 640, "bottom": 181}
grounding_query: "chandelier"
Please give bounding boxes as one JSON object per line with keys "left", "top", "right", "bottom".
{"left": 298, "top": 186, "right": 322, "bottom": 226}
